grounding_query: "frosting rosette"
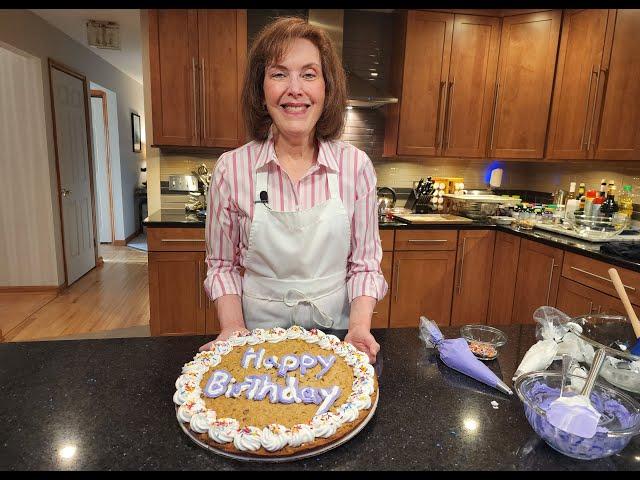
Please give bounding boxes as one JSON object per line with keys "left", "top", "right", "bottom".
{"left": 233, "top": 426, "right": 263, "bottom": 452}
{"left": 261, "top": 424, "right": 291, "bottom": 452}
{"left": 288, "top": 423, "right": 315, "bottom": 447}
{"left": 311, "top": 412, "right": 340, "bottom": 438}
{"left": 208, "top": 418, "right": 239, "bottom": 443}
{"left": 189, "top": 410, "right": 217, "bottom": 434}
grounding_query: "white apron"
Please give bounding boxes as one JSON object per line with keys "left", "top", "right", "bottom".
{"left": 242, "top": 166, "right": 351, "bottom": 330}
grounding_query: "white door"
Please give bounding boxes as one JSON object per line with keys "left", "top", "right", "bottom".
{"left": 90, "top": 95, "right": 113, "bottom": 243}
{"left": 51, "top": 67, "right": 96, "bottom": 284}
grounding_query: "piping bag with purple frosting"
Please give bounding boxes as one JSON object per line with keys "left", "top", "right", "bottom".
{"left": 419, "top": 316, "right": 513, "bottom": 395}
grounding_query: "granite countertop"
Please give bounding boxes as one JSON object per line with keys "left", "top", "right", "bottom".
{"left": 143, "top": 209, "right": 640, "bottom": 273}
{"left": 2, "top": 326, "right": 639, "bottom": 470}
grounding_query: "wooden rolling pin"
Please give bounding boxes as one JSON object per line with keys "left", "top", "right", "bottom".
{"left": 608, "top": 268, "right": 640, "bottom": 354}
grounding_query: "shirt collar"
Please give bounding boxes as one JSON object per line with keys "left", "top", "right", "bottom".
{"left": 254, "top": 126, "right": 339, "bottom": 173}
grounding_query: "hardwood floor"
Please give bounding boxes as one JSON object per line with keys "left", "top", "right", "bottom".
{"left": 1, "top": 244, "right": 150, "bottom": 342}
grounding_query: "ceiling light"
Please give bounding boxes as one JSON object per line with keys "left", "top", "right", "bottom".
{"left": 87, "top": 20, "right": 120, "bottom": 50}
{"left": 463, "top": 418, "right": 478, "bottom": 432}
{"left": 59, "top": 444, "right": 77, "bottom": 460}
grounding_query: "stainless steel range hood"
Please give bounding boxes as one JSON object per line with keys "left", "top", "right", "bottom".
{"left": 308, "top": 9, "right": 398, "bottom": 108}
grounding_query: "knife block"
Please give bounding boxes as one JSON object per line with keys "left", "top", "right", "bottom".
{"left": 405, "top": 189, "right": 435, "bottom": 214}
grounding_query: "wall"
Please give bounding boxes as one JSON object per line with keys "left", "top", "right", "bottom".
{"left": 0, "top": 9, "right": 145, "bottom": 286}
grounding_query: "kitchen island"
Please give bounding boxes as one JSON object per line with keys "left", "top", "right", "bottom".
{"left": 2, "top": 326, "right": 638, "bottom": 470}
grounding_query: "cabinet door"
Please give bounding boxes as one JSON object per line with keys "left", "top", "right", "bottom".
{"left": 371, "top": 252, "right": 392, "bottom": 328}
{"left": 197, "top": 9, "right": 247, "bottom": 148}
{"left": 512, "top": 239, "right": 564, "bottom": 324}
{"left": 487, "top": 231, "right": 520, "bottom": 325}
{"left": 489, "top": 11, "right": 561, "bottom": 159}
{"left": 149, "top": 251, "right": 206, "bottom": 335}
{"left": 397, "top": 11, "right": 453, "bottom": 156}
{"left": 546, "top": 10, "right": 611, "bottom": 159}
{"left": 148, "top": 10, "right": 200, "bottom": 146}
{"left": 389, "top": 250, "right": 456, "bottom": 327}
{"left": 593, "top": 9, "right": 640, "bottom": 160}
{"left": 450, "top": 230, "right": 496, "bottom": 326}
{"left": 556, "top": 277, "right": 626, "bottom": 317}
{"left": 442, "top": 15, "right": 500, "bottom": 158}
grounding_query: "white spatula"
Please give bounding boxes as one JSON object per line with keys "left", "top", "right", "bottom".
{"left": 546, "top": 348, "right": 606, "bottom": 438}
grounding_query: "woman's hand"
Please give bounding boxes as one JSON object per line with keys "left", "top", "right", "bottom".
{"left": 344, "top": 326, "right": 380, "bottom": 364}
{"left": 198, "top": 328, "right": 250, "bottom": 352}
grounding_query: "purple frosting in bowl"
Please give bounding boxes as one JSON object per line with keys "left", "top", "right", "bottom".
{"left": 515, "top": 372, "right": 640, "bottom": 460}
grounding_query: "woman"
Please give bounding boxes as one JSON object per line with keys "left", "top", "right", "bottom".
{"left": 200, "top": 17, "right": 387, "bottom": 363}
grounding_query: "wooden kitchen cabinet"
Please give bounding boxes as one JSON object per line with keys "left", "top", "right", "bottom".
{"left": 592, "top": 9, "right": 640, "bottom": 160}
{"left": 388, "top": 11, "right": 500, "bottom": 158}
{"left": 556, "top": 277, "right": 626, "bottom": 317}
{"left": 488, "top": 10, "right": 561, "bottom": 159}
{"left": 148, "top": 9, "right": 246, "bottom": 148}
{"left": 389, "top": 250, "right": 457, "bottom": 327}
{"left": 487, "top": 231, "right": 520, "bottom": 325}
{"left": 149, "top": 251, "right": 206, "bottom": 336}
{"left": 512, "top": 239, "right": 564, "bottom": 324}
{"left": 450, "top": 230, "right": 496, "bottom": 326}
{"left": 546, "top": 10, "right": 614, "bottom": 159}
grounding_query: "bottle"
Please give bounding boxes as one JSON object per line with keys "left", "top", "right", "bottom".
{"left": 566, "top": 182, "right": 577, "bottom": 201}
{"left": 619, "top": 185, "right": 634, "bottom": 220}
{"left": 584, "top": 190, "right": 597, "bottom": 216}
{"left": 600, "top": 180, "right": 619, "bottom": 217}
{"left": 599, "top": 178, "right": 607, "bottom": 199}
{"left": 577, "top": 182, "right": 586, "bottom": 200}
{"left": 592, "top": 195, "right": 604, "bottom": 217}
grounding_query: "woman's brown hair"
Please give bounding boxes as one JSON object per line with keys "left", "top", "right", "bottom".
{"left": 242, "top": 16, "right": 347, "bottom": 142}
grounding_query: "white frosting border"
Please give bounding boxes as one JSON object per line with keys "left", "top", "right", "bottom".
{"left": 173, "top": 326, "right": 376, "bottom": 453}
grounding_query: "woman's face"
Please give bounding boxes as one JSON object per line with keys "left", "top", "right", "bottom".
{"left": 263, "top": 38, "right": 326, "bottom": 141}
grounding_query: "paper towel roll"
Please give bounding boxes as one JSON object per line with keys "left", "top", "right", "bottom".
{"left": 489, "top": 168, "right": 503, "bottom": 188}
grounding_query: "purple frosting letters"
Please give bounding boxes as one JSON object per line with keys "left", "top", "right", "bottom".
{"left": 277, "top": 354, "right": 300, "bottom": 377}
{"left": 299, "top": 353, "right": 318, "bottom": 375}
{"left": 316, "top": 354, "right": 336, "bottom": 379}
{"left": 203, "top": 370, "right": 232, "bottom": 398}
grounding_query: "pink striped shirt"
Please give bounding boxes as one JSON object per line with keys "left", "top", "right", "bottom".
{"left": 204, "top": 135, "right": 388, "bottom": 304}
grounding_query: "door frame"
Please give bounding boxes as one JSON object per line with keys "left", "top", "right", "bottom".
{"left": 90, "top": 89, "right": 115, "bottom": 244}
{"left": 48, "top": 58, "right": 99, "bottom": 287}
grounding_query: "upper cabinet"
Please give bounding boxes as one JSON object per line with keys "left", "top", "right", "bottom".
{"left": 386, "top": 11, "right": 500, "bottom": 158}
{"left": 546, "top": 10, "right": 614, "bottom": 159}
{"left": 148, "top": 9, "right": 247, "bottom": 148}
{"left": 592, "top": 9, "right": 640, "bottom": 160}
{"left": 488, "top": 10, "right": 561, "bottom": 159}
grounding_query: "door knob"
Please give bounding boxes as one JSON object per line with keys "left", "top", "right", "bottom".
{"left": 61, "top": 188, "right": 71, "bottom": 197}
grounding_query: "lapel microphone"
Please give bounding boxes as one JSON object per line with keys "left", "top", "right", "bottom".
{"left": 259, "top": 191, "right": 269, "bottom": 204}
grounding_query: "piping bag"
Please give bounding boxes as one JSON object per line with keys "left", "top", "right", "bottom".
{"left": 419, "top": 317, "right": 513, "bottom": 395}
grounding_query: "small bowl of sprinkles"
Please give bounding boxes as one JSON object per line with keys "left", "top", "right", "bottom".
{"left": 460, "top": 325, "right": 507, "bottom": 361}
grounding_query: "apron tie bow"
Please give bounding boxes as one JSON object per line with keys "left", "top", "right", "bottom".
{"left": 283, "top": 288, "right": 334, "bottom": 329}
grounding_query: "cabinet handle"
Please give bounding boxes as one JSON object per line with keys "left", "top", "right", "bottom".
{"left": 407, "top": 239, "right": 447, "bottom": 243}
{"left": 581, "top": 66, "right": 597, "bottom": 151}
{"left": 588, "top": 301, "right": 594, "bottom": 314}
{"left": 569, "top": 266, "right": 636, "bottom": 291}
{"left": 200, "top": 57, "right": 206, "bottom": 140}
{"left": 160, "top": 238, "right": 205, "bottom": 242}
{"left": 197, "top": 262, "right": 202, "bottom": 309}
{"left": 545, "top": 260, "right": 558, "bottom": 305}
{"left": 590, "top": 66, "right": 609, "bottom": 153}
{"left": 586, "top": 67, "right": 602, "bottom": 151}
{"left": 192, "top": 58, "right": 198, "bottom": 140}
{"left": 394, "top": 260, "right": 400, "bottom": 303}
{"left": 489, "top": 82, "right": 499, "bottom": 151}
{"left": 445, "top": 78, "right": 454, "bottom": 149}
{"left": 373, "top": 311, "right": 379, "bottom": 314}
{"left": 456, "top": 237, "right": 467, "bottom": 294}
{"left": 597, "top": 305, "right": 602, "bottom": 314}
{"left": 435, "top": 81, "right": 446, "bottom": 149}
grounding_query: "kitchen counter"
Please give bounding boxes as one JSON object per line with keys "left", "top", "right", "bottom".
{"left": 144, "top": 209, "right": 640, "bottom": 273}
{"left": 1, "top": 326, "right": 639, "bottom": 470}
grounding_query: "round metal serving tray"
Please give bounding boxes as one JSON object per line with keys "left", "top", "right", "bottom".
{"left": 176, "top": 393, "right": 379, "bottom": 462}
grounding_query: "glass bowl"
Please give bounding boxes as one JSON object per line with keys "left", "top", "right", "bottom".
{"left": 460, "top": 325, "right": 507, "bottom": 360}
{"left": 515, "top": 371, "right": 640, "bottom": 460}
{"left": 567, "top": 314, "right": 640, "bottom": 394}
{"left": 566, "top": 213, "right": 629, "bottom": 240}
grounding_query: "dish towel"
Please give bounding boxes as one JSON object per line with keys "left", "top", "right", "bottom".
{"left": 600, "top": 242, "right": 640, "bottom": 262}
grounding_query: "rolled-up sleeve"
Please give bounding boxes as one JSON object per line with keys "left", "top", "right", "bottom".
{"left": 346, "top": 152, "right": 389, "bottom": 302}
{"left": 204, "top": 154, "right": 243, "bottom": 301}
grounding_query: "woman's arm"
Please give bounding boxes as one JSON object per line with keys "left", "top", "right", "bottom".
{"left": 344, "top": 149, "right": 388, "bottom": 362}
{"left": 201, "top": 155, "right": 248, "bottom": 350}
